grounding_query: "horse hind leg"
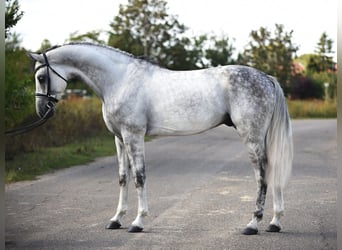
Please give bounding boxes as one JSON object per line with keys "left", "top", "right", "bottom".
{"left": 106, "top": 137, "right": 130, "bottom": 230}
{"left": 242, "top": 140, "right": 268, "bottom": 235}
{"left": 266, "top": 185, "right": 284, "bottom": 232}
{"left": 123, "top": 132, "right": 148, "bottom": 233}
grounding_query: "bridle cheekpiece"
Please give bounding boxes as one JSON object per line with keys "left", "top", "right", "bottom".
{"left": 34, "top": 53, "right": 68, "bottom": 104}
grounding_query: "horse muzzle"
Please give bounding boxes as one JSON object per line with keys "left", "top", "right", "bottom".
{"left": 35, "top": 95, "right": 58, "bottom": 119}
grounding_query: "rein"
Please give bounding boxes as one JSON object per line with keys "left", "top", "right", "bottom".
{"left": 5, "top": 102, "right": 55, "bottom": 136}
{"left": 5, "top": 53, "right": 67, "bottom": 137}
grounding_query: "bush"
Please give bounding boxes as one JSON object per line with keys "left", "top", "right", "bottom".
{"left": 290, "top": 76, "right": 323, "bottom": 99}
{"left": 5, "top": 98, "right": 109, "bottom": 160}
{"left": 5, "top": 48, "right": 35, "bottom": 129}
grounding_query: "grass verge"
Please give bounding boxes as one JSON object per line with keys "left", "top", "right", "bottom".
{"left": 5, "top": 133, "right": 116, "bottom": 183}
{"left": 287, "top": 99, "right": 336, "bottom": 119}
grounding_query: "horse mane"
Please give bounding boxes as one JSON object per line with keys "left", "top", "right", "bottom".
{"left": 45, "top": 42, "right": 160, "bottom": 66}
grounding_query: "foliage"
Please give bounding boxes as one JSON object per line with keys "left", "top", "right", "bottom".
{"left": 315, "top": 32, "right": 334, "bottom": 54}
{"left": 108, "top": 0, "right": 190, "bottom": 69}
{"left": 5, "top": 32, "right": 22, "bottom": 51}
{"left": 5, "top": 0, "right": 23, "bottom": 38}
{"left": 159, "top": 36, "right": 202, "bottom": 70}
{"left": 5, "top": 0, "right": 36, "bottom": 131}
{"left": 243, "top": 24, "right": 298, "bottom": 95}
{"left": 204, "top": 35, "right": 236, "bottom": 67}
{"left": 66, "top": 30, "right": 106, "bottom": 44}
{"left": 292, "top": 32, "right": 336, "bottom": 100}
{"left": 37, "top": 39, "right": 53, "bottom": 52}
{"left": 309, "top": 71, "right": 337, "bottom": 99}
{"left": 5, "top": 47, "right": 35, "bottom": 130}
{"left": 289, "top": 76, "right": 323, "bottom": 99}
{"left": 287, "top": 99, "right": 336, "bottom": 119}
{"left": 5, "top": 98, "right": 108, "bottom": 159}
{"left": 108, "top": 0, "right": 237, "bottom": 70}
{"left": 6, "top": 134, "right": 115, "bottom": 183}
{"left": 307, "top": 32, "right": 336, "bottom": 99}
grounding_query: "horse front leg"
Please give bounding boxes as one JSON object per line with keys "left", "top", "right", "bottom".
{"left": 106, "top": 136, "right": 130, "bottom": 230}
{"left": 123, "top": 131, "right": 148, "bottom": 233}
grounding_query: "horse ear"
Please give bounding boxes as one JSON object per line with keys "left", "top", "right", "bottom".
{"left": 28, "top": 52, "right": 44, "bottom": 63}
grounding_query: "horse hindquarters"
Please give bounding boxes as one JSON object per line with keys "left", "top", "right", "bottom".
{"left": 239, "top": 124, "right": 270, "bottom": 235}
{"left": 237, "top": 77, "right": 293, "bottom": 235}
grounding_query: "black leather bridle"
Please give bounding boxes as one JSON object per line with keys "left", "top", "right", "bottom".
{"left": 5, "top": 53, "right": 67, "bottom": 136}
{"left": 34, "top": 53, "right": 67, "bottom": 103}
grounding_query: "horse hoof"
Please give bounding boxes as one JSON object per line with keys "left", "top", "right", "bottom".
{"left": 242, "top": 227, "right": 258, "bottom": 235}
{"left": 128, "top": 225, "right": 143, "bottom": 233}
{"left": 266, "top": 224, "right": 281, "bottom": 232}
{"left": 105, "top": 221, "right": 121, "bottom": 229}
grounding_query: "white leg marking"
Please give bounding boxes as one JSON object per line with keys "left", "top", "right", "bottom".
{"left": 131, "top": 187, "right": 148, "bottom": 228}
{"left": 246, "top": 217, "right": 259, "bottom": 230}
{"left": 270, "top": 186, "right": 284, "bottom": 228}
{"left": 111, "top": 185, "right": 129, "bottom": 224}
{"left": 110, "top": 137, "right": 130, "bottom": 224}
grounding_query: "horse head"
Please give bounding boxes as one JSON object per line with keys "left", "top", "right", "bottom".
{"left": 29, "top": 52, "right": 68, "bottom": 119}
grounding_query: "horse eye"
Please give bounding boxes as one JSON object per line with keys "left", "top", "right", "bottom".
{"left": 37, "top": 75, "right": 47, "bottom": 84}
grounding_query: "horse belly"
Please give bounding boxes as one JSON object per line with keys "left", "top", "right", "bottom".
{"left": 146, "top": 106, "right": 225, "bottom": 136}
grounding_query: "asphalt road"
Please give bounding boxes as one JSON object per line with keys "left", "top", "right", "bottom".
{"left": 5, "top": 119, "right": 337, "bottom": 250}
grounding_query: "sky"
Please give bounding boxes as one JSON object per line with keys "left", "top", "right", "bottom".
{"left": 13, "top": 0, "right": 337, "bottom": 60}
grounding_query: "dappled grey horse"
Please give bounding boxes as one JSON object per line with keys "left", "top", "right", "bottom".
{"left": 30, "top": 42, "right": 293, "bottom": 235}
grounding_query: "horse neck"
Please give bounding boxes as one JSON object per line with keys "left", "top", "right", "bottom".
{"left": 51, "top": 45, "right": 133, "bottom": 100}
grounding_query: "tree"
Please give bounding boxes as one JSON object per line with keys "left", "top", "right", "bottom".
{"left": 307, "top": 32, "right": 335, "bottom": 73}
{"left": 66, "top": 30, "right": 106, "bottom": 45}
{"left": 5, "top": 0, "right": 23, "bottom": 38}
{"left": 5, "top": 32, "right": 22, "bottom": 51}
{"left": 243, "top": 24, "right": 298, "bottom": 95}
{"left": 108, "top": 0, "right": 194, "bottom": 69}
{"left": 316, "top": 32, "right": 333, "bottom": 55}
{"left": 37, "top": 39, "right": 52, "bottom": 52}
{"left": 205, "top": 35, "right": 235, "bottom": 67}
{"left": 5, "top": 0, "right": 35, "bottom": 130}
{"left": 303, "top": 33, "right": 336, "bottom": 99}
{"left": 5, "top": 46, "right": 35, "bottom": 129}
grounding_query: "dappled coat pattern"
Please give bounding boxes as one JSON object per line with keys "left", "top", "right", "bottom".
{"left": 30, "top": 43, "right": 293, "bottom": 235}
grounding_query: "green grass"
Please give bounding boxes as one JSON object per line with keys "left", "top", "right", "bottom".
{"left": 6, "top": 134, "right": 153, "bottom": 183}
{"left": 287, "top": 99, "right": 336, "bottom": 119}
{"left": 5, "top": 133, "right": 116, "bottom": 183}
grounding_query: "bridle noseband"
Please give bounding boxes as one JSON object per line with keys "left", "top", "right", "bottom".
{"left": 5, "top": 53, "right": 68, "bottom": 136}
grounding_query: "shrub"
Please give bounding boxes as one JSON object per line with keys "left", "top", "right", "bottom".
{"left": 5, "top": 98, "right": 108, "bottom": 159}
{"left": 290, "top": 76, "right": 323, "bottom": 99}
{"left": 5, "top": 48, "right": 35, "bottom": 129}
